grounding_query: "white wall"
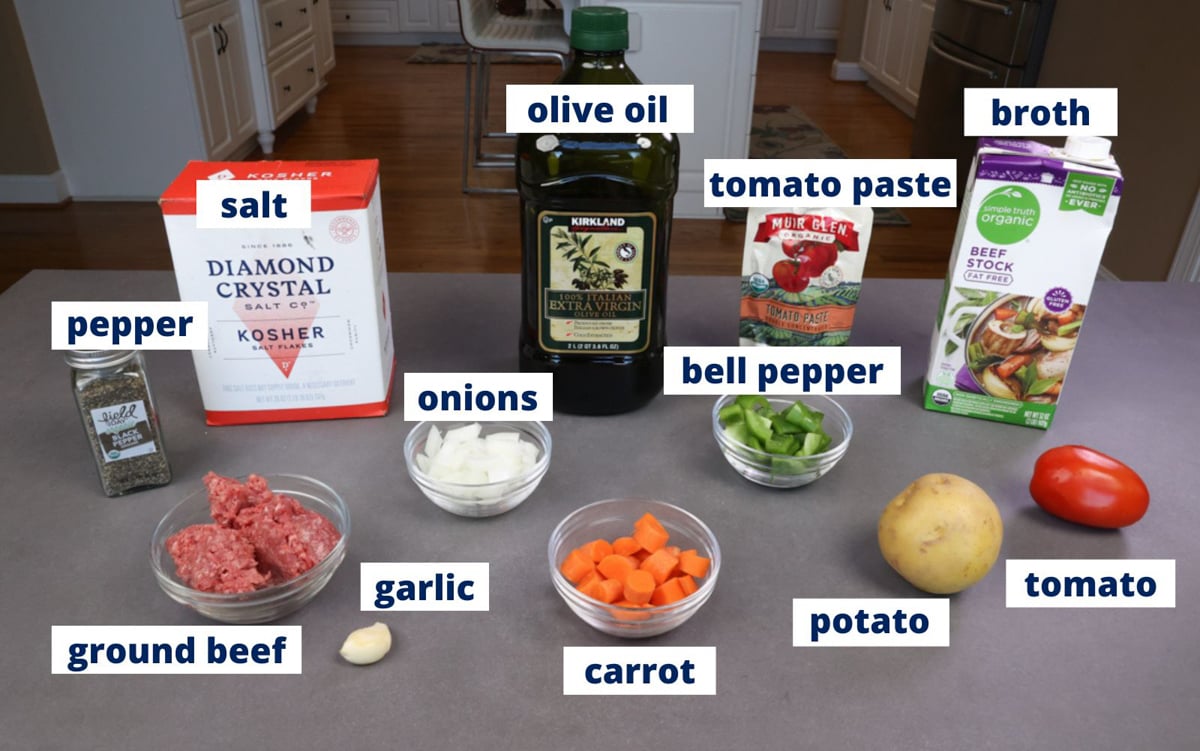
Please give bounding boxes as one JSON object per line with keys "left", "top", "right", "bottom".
{"left": 14, "top": 0, "right": 205, "bottom": 198}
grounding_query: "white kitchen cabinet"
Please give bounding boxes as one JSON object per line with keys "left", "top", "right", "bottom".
{"left": 312, "top": 0, "right": 337, "bottom": 75}
{"left": 398, "top": 0, "right": 437, "bottom": 30}
{"left": 13, "top": 0, "right": 258, "bottom": 198}
{"left": 904, "top": 0, "right": 934, "bottom": 102}
{"left": 860, "top": 0, "right": 934, "bottom": 112}
{"left": 237, "top": 0, "right": 333, "bottom": 153}
{"left": 392, "top": 0, "right": 456, "bottom": 31}
{"left": 762, "top": 0, "right": 841, "bottom": 39}
{"left": 438, "top": 0, "right": 460, "bottom": 32}
{"left": 331, "top": 1, "right": 402, "bottom": 33}
{"left": 583, "top": 0, "right": 762, "bottom": 219}
{"left": 183, "top": 2, "right": 258, "bottom": 157}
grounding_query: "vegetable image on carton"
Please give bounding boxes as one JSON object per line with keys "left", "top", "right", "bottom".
{"left": 160, "top": 161, "right": 395, "bottom": 425}
{"left": 924, "top": 137, "right": 1122, "bottom": 429}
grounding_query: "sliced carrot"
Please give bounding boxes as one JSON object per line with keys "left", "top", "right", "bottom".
{"left": 623, "top": 569, "right": 655, "bottom": 605}
{"left": 561, "top": 548, "right": 595, "bottom": 583}
{"left": 640, "top": 548, "right": 680, "bottom": 585}
{"left": 676, "top": 574, "right": 698, "bottom": 596}
{"left": 612, "top": 536, "right": 642, "bottom": 557}
{"left": 582, "top": 538, "right": 613, "bottom": 563}
{"left": 650, "top": 577, "right": 686, "bottom": 606}
{"left": 613, "top": 600, "right": 649, "bottom": 608}
{"left": 576, "top": 570, "right": 600, "bottom": 591}
{"left": 633, "top": 549, "right": 652, "bottom": 563}
{"left": 597, "top": 554, "right": 636, "bottom": 584}
{"left": 996, "top": 354, "right": 1032, "bottom": 380}
{"left": 993, "top": 307, "right": 1018, "bottom": 321}
{"left": 597, "top": 578, "right": 623, "bottom": 604}
{"left": 633, "top": 521, "right": 669, "bottom": 553}
{"left": 1056, "top": 310, "right": 1076, "bottom": 325}
{"left": 578, "top": 578, "right": 607, "bottom": 602}
{"left": 635, "top": 512, "right": 667, "bottom": 535}
{"left": 664, "top": 545, "right": 682, "bottom": 558}
{"left": 678, "top": 549, "right": 710, "bottom": 578}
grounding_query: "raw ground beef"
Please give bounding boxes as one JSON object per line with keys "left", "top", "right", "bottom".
{"left": 166, "top": 524, "right": 272, "bottom": 594}
{"left": 203, "top": 472, "right": 255, "bottom": 525}
{"left": 168, "top": 474, "right": 341, "bottom": 593}
{"left": 204, "top": 472, "right": 279, "bottom": 524}
{"left": 235, "top": 494, "right": 342, "bottom": 579}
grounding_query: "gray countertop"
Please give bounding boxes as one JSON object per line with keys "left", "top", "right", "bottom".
{"left": 2, "top": 270, "right": 1197, "bottom": 750}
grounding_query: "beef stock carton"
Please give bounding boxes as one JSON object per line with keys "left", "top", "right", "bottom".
{"left": 160, "top": 160, "right": 395, "bottom": 426}
{"left": 924, "top": 137, "right": 1122, "bottom": 429}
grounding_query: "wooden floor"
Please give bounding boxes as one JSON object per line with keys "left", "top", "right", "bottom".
{"left": 0, "top": 47, "right": 956, "bottom": 294}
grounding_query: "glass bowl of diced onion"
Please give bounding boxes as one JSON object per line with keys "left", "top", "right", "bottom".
{"left": 403, "top": 421, "right": 552, "bottom": 517}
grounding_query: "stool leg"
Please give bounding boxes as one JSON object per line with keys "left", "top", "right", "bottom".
{"left": 461, "top": 47, "right": 475, "bottom": 193}
{"left": 473, "top": 54, "right": 490, "bottom": 168}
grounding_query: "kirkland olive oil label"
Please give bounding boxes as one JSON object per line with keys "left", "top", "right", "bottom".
{"left": 89, "top": 400, "right": 158, "bottom": 462}
{"left": 537, "top": 211, "right": 656, "bottom": 354}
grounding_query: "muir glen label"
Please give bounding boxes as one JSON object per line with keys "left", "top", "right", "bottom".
{"left": 537, "top": 211, "right": 656, "bottom": 355}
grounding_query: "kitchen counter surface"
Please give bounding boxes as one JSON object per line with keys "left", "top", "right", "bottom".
{"left": 2, "top": 271, "right": 1197, "bottom": 750}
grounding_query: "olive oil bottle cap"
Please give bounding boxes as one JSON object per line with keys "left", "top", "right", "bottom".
{"left": 570, "top": 7, "right": 629, "bottom": 52}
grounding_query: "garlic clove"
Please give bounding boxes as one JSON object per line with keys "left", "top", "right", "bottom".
{"left": 339, "top": 622, "right": 392, "bottom": 665}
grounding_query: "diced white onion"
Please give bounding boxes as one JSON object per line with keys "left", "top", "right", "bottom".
{"left": 418, "top": 423, "right": 540, "bottom": 500}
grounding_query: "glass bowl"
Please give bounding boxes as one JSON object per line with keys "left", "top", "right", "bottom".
{"left": 404, "top": 421, "right": 551, "bottom": 518}
{"left": 549, "top": 498, "right": 721, "bottom": 638}
{"left": 150, "top": 474, "right": 349, "bottom": 624}
{"left": 711, "top": 395, "right": 852, "bottom": 488}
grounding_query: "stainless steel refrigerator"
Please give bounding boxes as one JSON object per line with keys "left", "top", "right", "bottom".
{"left": 910, "top": 0, "right": 1057, "bottom": 192}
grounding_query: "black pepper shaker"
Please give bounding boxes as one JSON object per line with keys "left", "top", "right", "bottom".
{"left": 67, "top": 350, "right": 172, "bottom": 496}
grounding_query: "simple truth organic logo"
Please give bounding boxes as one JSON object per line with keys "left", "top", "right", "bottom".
{"left": 976, "top": 186, "right": 1040, "bottom": 245}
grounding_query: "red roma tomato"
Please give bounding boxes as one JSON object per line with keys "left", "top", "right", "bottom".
{"left": 772, "top": 260, "right": 810, "bottom": 293}
{"left": 1029, "top": 445, "right": 1149, "bottom": 528}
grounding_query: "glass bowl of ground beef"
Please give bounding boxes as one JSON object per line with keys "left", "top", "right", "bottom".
{"left": 150, "top": 473, "right": 350, "bottom": 624}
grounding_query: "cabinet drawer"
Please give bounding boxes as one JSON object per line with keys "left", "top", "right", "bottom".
{"left": 331, "top": 1, "right": 401, "bottom": 33}
{"left": 268, "top": 43, "right": 321, "bottom": 123}
{"left": 260, "top": 0, "right": 315, "bottom": 59}
{"left": 175, "top": 0, "right": 223, "bottom": 18}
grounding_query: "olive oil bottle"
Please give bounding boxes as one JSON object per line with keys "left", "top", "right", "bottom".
{"left": 517, "top": 7, "right": 680, "bottom": 415}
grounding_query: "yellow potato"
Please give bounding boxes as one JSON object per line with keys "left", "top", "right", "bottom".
{"left": 878, "top": 473, "right": 1003, "bottom": 594}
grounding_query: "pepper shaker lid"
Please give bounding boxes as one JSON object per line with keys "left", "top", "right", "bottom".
{"left": 64, "top": 350, "right": 137, "bottom": 369}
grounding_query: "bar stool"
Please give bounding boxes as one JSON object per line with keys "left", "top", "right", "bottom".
{"left": 458, "top": 0, "right": 570, "bottom": 194}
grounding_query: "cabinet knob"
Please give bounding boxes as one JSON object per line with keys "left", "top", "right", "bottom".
{"left": 307, "top": 66, "right": 315, "bottom": 73}
{"left": 299, "top": 7, "right": 308, "bottom": 13}
{"left": 274, "top": 20, "right": 283, "bottom": 27}
{"left": 344, "top": 13, "right": 350, "bottom": 19}
{"left": 283, "top": 84, "right": 292, "bottom": 92}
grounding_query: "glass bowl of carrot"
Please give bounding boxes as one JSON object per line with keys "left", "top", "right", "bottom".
{"left": 549, "top": 499, "right": 721, "bottom": 638}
